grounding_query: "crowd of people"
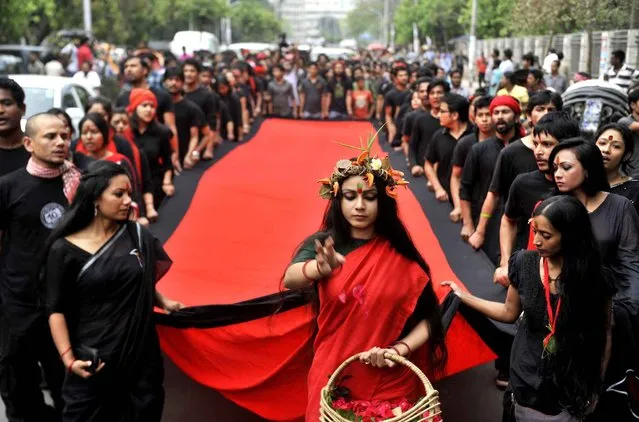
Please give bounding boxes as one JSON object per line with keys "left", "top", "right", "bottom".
{"left": 0, "top": 40, "right": 638, "bottom": 421}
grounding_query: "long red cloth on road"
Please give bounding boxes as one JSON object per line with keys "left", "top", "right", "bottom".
{"left": 156, "top": 119, "right": 494, "bottom": 420}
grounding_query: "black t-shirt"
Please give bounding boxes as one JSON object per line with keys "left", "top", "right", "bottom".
{"left": 220, "top": 93, "right": 242, "bottom": 139}
{"left": 0, "top": 145, "right": 30, "bottom": 177}
{"left": 328, "top": 77, "right": 352, "bottom": 114}
{"left": 460, "top": 136, "right": 507, "bottom": 221}
{"left": 409, "top": 112, "right": 441, "bottom": 167}
{"left": 132, "top": 121, "right": 172, "bottom": 184}
{"left": 115, "top": 86, "right": 174, "bottom": 124}
{"left": 508, "top": 250, "right": 563, "bottom": 415}
{"left": 426, "top": 125, "right": 474, "bottom": 194}
{"left": 0, "top": 169, "right": 67, "bottom": 309}
{"left": 451, "top": 132, "right": 478, "bottom": 169}
{"left": 488, "top": 138, "right": 536, "bottom": 202}
{"left": 402, "top": 109, "right": 425, "bottom": 140}
{"left": 610, "top": 179, "right": 639, "bottom": 215}
{"left": 185, "top": 86, "right": 220, "bottom": 130}
{"left": 173, "top": 98, "right": 205, "bottom": 161}
{"left": 235, "top": 83, "right": 253, "bottom": 115}
{"left": 505, "top": 170, "right": 555, "bottom": 250}
{"left": 384, "top": 87, "right": 412, "bottom": 141}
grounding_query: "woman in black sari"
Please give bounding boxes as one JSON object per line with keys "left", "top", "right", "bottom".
{"left": 43, "top": 161, "right": 183, "bottom": 421}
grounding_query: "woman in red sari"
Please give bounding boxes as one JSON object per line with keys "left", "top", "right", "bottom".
{"left": 283, "top": 143, "right": 447, "bottom": 421}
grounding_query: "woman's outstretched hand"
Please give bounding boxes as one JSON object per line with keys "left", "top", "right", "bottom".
{"left": 314, "top": 236, "right": 346, "bottom": 276}
{"left": 162, "top": 298, "right": 185, "bottom": 313}
{"left": 359, "top": 347, "right": 397, "bottom": 368}
{"left": 441, "top": 280, "right": 464, "bottom": 298}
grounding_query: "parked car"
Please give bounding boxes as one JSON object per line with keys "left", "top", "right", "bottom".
{"left": 8, "top": 75, "right": 96, "bottom": 134}
{"left": 0, "top": 45, "right": 51, "bottom": 75}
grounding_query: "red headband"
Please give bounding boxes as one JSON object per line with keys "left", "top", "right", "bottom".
{"left": 127, "top": 88, "right": 158, "bottom": 115}
{"left": 489, "top": 95, "right": 521, "bottom": 116}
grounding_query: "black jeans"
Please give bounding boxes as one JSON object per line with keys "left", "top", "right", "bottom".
{"left": 0, "top": 313, "right": 64, "bottom": 422}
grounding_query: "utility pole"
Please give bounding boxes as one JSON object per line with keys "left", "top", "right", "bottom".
{"left": 82, "top": 0, "right": 92, "bottom": 35}
{"left": 412, "top": 0, "right": 419, "bottom": 53}
{"left": 468, "top": 0, "right": 477, "bottom": 79}
{"left": 383, "top": 0, "right": 390, "bottom": 46}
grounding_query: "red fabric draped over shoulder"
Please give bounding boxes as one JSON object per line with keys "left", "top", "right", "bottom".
{"left": 306, "top": 237, "right": 431, "bottom": 421}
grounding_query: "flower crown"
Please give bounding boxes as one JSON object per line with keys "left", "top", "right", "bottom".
{"left": 318, "top": 127, "right": 409, "bottom": 199}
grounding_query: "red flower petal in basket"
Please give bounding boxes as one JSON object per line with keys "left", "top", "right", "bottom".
{"left": 332, "top": 397, "right": 351, "bottom": 410}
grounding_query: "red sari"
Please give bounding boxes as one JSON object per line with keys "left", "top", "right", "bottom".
{"left": 306, "top": 237, "right": 431, "bottom": 421}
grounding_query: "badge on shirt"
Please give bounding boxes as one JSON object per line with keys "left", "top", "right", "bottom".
{"left": 40, "top": 203, "right": 65, "bottom": 229}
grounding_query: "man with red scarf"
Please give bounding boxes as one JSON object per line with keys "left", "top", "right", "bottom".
{"left": 0, "top": 112, "right": 81, "bottom": 421}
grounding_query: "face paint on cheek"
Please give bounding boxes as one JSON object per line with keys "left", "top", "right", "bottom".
{"left": 357, "top": 183, "right": 363, "bottom": 194}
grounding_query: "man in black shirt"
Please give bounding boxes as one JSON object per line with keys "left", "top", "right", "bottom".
{"left": 115, "top": 56, "right": 180, "bottom": 170}
{"left": 461, "top": 95, "right": 520, "bottom": 261}
{"left": 494, "top": 111, "right": 580, "bottom": 286}
{"left": 425, "top": 93, "right": 472, "bottom": 206}
{"left": 164, "top": 67, "right": 206, "bottom": 168}
{"left": 451, "top": 95, "right": 494, "bottom": 228}
{"left": 384, "top": 66, "right": 411, "bottom": 146}
{"left": 327, "top": 61, "right": 353, "bottom": 120}
{"left": 0, "top": 78, "right": 29, "bottom": 177}
{"left": 468, "top": 90, "right": 563, "bottom": 251}
{"left": 409, "top": 79, "right": 450, "bottom": 178}
{"left": 183, "top": 59, "right": 220, "bottom": 160}
{"left": 299, "top": 62, "right": 328, "bottom": 119}
{"left": 0, "top": 113, "right": 78, "bottom": 421}
{"left": 402, "top": 78, "right": 430, "bottom": 145}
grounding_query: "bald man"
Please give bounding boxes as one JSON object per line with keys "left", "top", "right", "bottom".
{"left": 0, "top": 112, "right": 77, "bottom": 421}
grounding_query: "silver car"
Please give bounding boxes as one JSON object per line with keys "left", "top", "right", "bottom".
{"left": 8, "top": 75, "right": 96, "bottom": 134}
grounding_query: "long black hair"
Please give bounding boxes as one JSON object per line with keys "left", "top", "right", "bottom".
{"left": 594, "top": 123, "right": 635, "bottom": 175}
{"left": 41, "top": 161, "right": 132, "bottom": 268}
{"left": 548, "top": 139, "right": 610, "bottom": 196}
{"left": 296, "top": 175, "right": 448, "bottom": 373}
{"left": 78, "top": 112, "right": 110, "bottom": 148}
{"left": 532, "top": 195, "right": 612, "bottom": 416}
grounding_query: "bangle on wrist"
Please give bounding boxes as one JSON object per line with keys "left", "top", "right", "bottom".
{"left": 315, "top": 260, "right": 328, "bottom": 278}
{"left": 67, "top": 359, "right": 75, "bottom": 373}
{"left": 480, "top": 212, "right": 492, "bottom": 219}
{"left": 390, "top": 346, "right": 402, "bottom": 356}
{"left": 394, "top": 341, "right": 412, "bottom": 356}
{"left": 163, "top": 182, "right": 173, "bottom": 186}
{"left": 60, "top": 346, "right": 72, "bottom": 359}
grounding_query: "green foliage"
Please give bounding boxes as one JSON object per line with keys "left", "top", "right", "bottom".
{"left": 344, "top": 0, "right": 385, "bottom": 40}
{"left": 230, "top": 0, "right": 282, "bottom": 43}
{"left": 394, "top": 0, "right": 465, "bottom": 47}
{"left": 458, "top": 0, "right": 513, "bottom": 38}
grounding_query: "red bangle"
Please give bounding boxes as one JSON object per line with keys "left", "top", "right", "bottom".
{"left": 390, "top": 346, "right": 402, "bottom": 356}
{"left": 315, "top": 260, "right": 327, "bottom": 278}
{"left": 60, "top": 346, "right": 72, "bottom": 359}
{"left": 394, "top": 341, "right": 412, "bottom": 356}
{"left": 302, "top": 260, "right": 314, "bottom": 282}
{"left": 67, "top": 360, "right": 75, "bottom": 373}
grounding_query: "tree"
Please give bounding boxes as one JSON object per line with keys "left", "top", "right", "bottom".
{"left": 230, "top": 0, "right": 282, "bottom": 43}
{"left": 394, "top": 0, "right": 466, "bottom": 48}
{"left": 344, "top": 0, "right": 385, "bottom": 41}
{"left": 458, "top": 0, "right": 513, "bottom": 39}
{"left": 318, "top": 16, "right": 342, "bottom": 44}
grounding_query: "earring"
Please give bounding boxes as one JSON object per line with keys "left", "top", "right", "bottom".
{"left": 94, "top": 205, "right": 98, "bottom": 217}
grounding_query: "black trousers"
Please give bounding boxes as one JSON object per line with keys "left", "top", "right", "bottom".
{"left": 0, "top": 313, "right": 64, "bottom": 422}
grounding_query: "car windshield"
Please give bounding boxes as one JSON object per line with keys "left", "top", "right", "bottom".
{"left": 22, "top": 87, "right": 55, "bottom": 118}
{"left": 0, "top": 55, "right": 23, "bottom": 74}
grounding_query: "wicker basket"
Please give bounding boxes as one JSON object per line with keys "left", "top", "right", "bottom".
{"left": 319, "top": 352, "right": 442, "bottom": 421}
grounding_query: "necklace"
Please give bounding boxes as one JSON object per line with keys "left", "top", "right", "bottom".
{"left": 542, "top": 257, "right": 562, "bottom": 356}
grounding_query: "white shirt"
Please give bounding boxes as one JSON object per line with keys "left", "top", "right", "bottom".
{"left": 601, "top": 64, "right": 639, "bottom": 91}
{"left": 499, "top": 59, "right": 514, "bottom": 74}
{"left": 73, "top": 70, "right": 101, "bottom": 89}
{"left": 543, "top": 53, "right": 559, "bottom": 74}
{"left": 45, "top": 60, "right": 65, "bottom": 77}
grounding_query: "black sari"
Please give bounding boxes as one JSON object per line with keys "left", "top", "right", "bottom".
{"left": 45, "top": 222, "right": 171, "bottom": 421}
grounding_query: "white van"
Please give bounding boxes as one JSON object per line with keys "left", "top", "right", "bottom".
{"left": 170, "top": 31, "right": 220, "bottom": 56}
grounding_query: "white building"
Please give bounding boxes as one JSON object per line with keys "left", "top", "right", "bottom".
{"left": 270, "top": 0, "right": 356, "bottom": 43}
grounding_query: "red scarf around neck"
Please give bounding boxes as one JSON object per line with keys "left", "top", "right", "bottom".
{"left": 26, "top": 157, "right": 81, "bottom": 204}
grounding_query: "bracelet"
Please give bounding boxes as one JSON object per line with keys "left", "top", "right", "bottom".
{"left": 394, "top": 341, "right": 412, "bottom": 356}
{"left": 302, "top": 260, "right": 314, "bottom": 282}
{"left": 67, "top": 360, "right": 75, "bottom": 374}
{"left": 316, "top": 259, "right": 328, "bottom": 278}
{"left": 163, "top": 182, "right": 173, "bottom": 186}
{"left": 480, "top": 212, "right": 492, "bottom": 219}
{"left": 390, "top": 346, "right": 402, "bottom": 356}
{"left": 60, "top": 346, "right": 72, "bottom": 359}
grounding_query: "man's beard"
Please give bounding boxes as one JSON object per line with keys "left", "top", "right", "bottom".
{"left": 495, "top": 120, "right": 515, "bottom": 135}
